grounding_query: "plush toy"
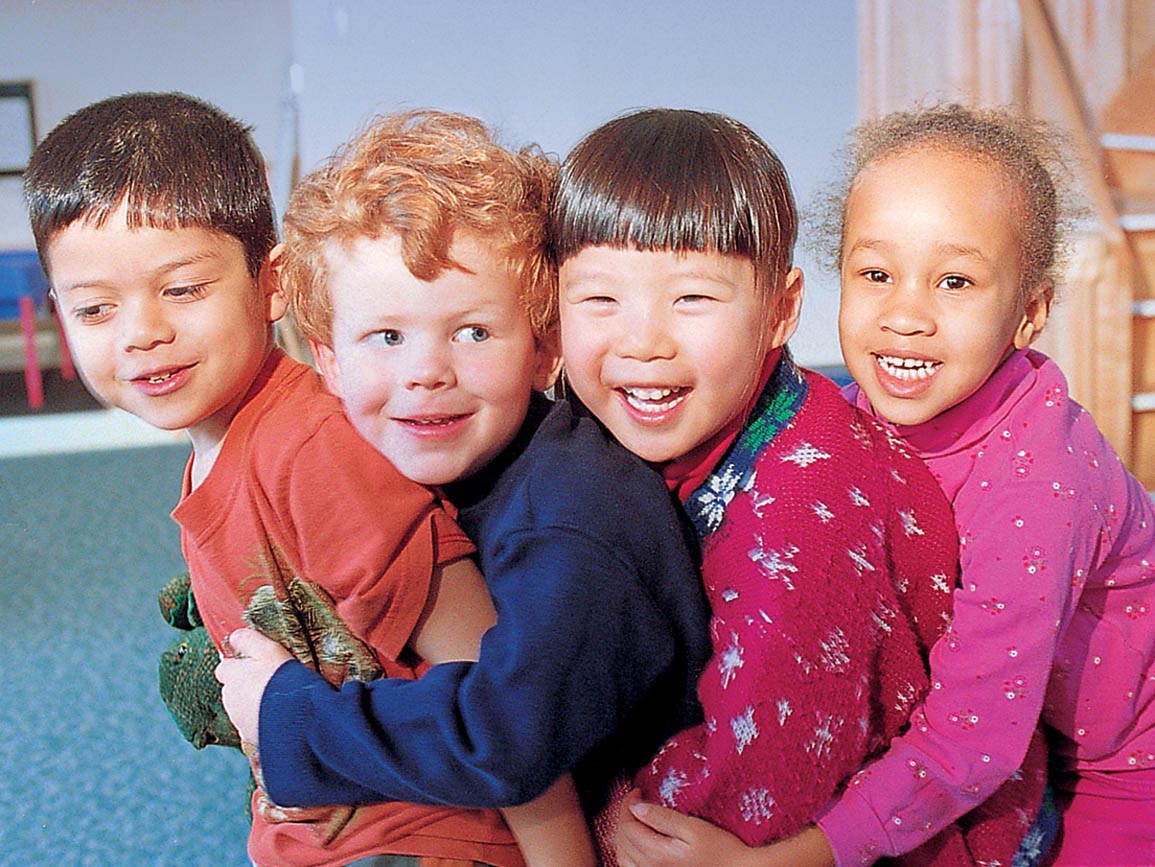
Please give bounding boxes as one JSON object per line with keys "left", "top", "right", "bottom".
{"left": 157, "top": 572, "right": 242, "bottom": 751}
{"left": 156, "top": 563, "right": 385, "bottom": 840}
{"left": 242, "top": 577, "right": 382, "bottom": 686}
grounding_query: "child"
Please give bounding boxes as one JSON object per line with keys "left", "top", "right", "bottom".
{"left": 24, "top": 92, "right": 556, "bottom": 867}
{"left": 213, "top": 109, "right": 713, "bottom": 859}
{"left": 816, "top": 103, "right": 1155, "bottom": 866}
{"left": 549, "top": 108, "right": 1047, "bottom": 867}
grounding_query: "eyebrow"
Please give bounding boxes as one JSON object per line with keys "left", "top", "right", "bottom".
{"left": 53, "top": 250, "right": 224, "bottom": 294}
{"left": 845, "top": 238, "right": 990, "bottom": 262}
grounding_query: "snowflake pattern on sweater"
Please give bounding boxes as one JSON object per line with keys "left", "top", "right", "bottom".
{"left": 637, "top": 358, "right": 959, "bottom": 847}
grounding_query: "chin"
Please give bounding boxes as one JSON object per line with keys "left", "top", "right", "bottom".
{"left": 880, "top": 404, "right": 935, "bottom": 428}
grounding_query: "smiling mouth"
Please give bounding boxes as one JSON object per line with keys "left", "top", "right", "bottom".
{"left": 620, "top": 386, "right": 689, "bottom": 414}
{"left": 874, "top": 354, "right": 941, "bottom": 381}
{"left": 399, "top": 414, "right": 468, "bottom": 427}
{"left": 132, "top": 367, "right": 187, "bottom": 386}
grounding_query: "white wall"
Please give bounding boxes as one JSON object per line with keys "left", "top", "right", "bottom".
{"left": 289, "top": 0, "right": 858, "bottom": 365}
{"left": 0, "top": 0, "right": 293, "bottom": 246}
{"left": 0, "top": 0, "right": 856, "bottom": 365}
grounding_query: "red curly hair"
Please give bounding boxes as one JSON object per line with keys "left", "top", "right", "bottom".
{"left": 281, "top": 109, "right": 557, "bottom": 345}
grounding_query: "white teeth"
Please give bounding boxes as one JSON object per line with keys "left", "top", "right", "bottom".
{"left": 626, "top": 386, "right": 675, "bottom": 401}
{"left": 875, "top": 355, "right": 940, "bottom": 381}
{"left": 146, "top": 373, "right": 174, "bottom": 384}
{"left": 623, "top": 386, "right": 686, "bottom": 413}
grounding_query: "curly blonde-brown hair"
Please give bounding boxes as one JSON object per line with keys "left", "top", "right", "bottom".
{"left": 281, "top": 110, "right": 557, "bottom": 345}
{"left": 812, "top": 102, "right": 1081, "bottom": 300}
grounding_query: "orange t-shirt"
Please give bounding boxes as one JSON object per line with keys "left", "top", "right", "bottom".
{"left": 173, "top": 351, "right": 523, "bottom": 867}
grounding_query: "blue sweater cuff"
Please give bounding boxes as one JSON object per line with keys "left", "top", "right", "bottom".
{"left": 258, "top": 659, "right": 381, "bottom": 807}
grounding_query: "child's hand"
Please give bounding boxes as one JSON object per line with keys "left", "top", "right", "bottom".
{"left": 215, "top": 628, "right": 293, "bottom": 745}
{"left": 615, "top": 788, "right": 750, "bottom": 867}
{"left": 615, "top": 789, "right": 834, "bottom": 867}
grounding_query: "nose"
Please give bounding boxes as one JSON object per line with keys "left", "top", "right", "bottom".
{"left": 120, "top": 297, "right": 176, "bottom": 352}
{"left": 616, "top": 301, "right": 677, "bottom": 362}
{"left": 403, "top": 338, "right": 455, "bottom": 390}
{"left": 879, "top": 284, "right": 935, "bottom": 337}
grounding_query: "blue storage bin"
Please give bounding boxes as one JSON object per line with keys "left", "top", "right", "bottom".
{"left": 0, "top": 250, "right": 49, "bottom": 319}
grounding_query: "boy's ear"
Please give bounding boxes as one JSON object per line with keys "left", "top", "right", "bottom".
{"left": 767, "top": 267, "right": 804, "bottom": 351}
{"left": 310, "top": 339, "right": 344, "bottom": 399}
{"left": 261, "top": 244, "right": 289, "bottom": 324}
{"left": 533, "top": 329, "right": 564, "bottom": 392}
{"left": 1013, "top": 280, "right": 1053, "bottom": 350}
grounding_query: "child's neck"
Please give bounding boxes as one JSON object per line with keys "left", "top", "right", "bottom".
{"left": 186, "top": 344, "right": 277, "bottom": 489}
{"left": 187, "top": 406, "right": 240, "bottom": 489}
{"left": 188, "top": 436, "right": 227, "bottom": 490}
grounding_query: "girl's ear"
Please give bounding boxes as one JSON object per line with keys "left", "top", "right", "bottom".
{"left": 261, "top": 243, "right": 289, "bottom": 324}
{"left": 533, "top": 328, "right": 564, "bottom": 392}
{"left": 1013, "top": 280, "right": 1053, "bottom": 350}
{"left": 768, "top": 267, "right": 804, "bottom": 351}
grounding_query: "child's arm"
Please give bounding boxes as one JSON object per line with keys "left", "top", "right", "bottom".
{"left": 501, "top": 774, "right": 597, "bottom": 867}
{"left": 230, "top": 415, "right": 707, "bottom": 829}
{"left": 411, "top": 558, "right": 596, "bottom": 867}
{"left": 220, "top": 556, "right": 595, "bottom": 866}
{"left": 249, "top": 522, "right": 700, "bottom": 811}
{"left": 810, "top": 479, "right": 1073, "bottom": 863}
{"left": 407, "top": 556, "right": 497, "bottom": 661}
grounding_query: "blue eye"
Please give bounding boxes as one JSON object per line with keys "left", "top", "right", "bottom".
{"left": 454, "top": 325, "right": 490, "bottom": 344}
{"left": 368, "top": 329, "right": 404, "bottom": 347}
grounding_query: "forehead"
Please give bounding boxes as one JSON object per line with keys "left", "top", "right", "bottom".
{"left": 323, "top": 231, "right": 525, "bottom": 316}
{"left": 847, "top": 148, "right": 1023, "bottom": 237}
{"left": 46, "top": 206, "right": 249, "bottom": 287}
{"left": 857, "top": 146, "right": 1019, "bottom": 203}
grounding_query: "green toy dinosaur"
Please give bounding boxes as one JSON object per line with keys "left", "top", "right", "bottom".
{"left": 156, "top": 561, "right": 386, "bottom": 841}
{"left": 156, "top": 566, "right": 383, "bottom": 752}
{"left": 242, "top": 578, "right": 382, "bottom": 686}
{"left": 157, "top": 549, "right": 387, "bottom": 842}
{"left": 157, "top": 572, "right": 241, "bottom": 751}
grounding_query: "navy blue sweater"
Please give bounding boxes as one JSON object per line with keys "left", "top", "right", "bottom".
{"left": 258, "top": 394, "right": 710, "bottom": 812}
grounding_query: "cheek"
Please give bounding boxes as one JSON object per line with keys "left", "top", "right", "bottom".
{"left": 837, "top": 298, "right": 869, "bottom": 343}
{"left": 61, "top": 328, "right": 107, "bottom": 373}
{"left": 559, "top": 333, "right": 597, "bottom": 382}
{"left": 339, "top": 364, "right": 393, "bottom": 408}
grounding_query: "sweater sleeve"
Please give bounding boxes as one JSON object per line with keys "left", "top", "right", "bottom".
{"left": 258, "top": 524, "right": 688, "bottom": 808}
{"left": 818, "top": 478, "right": 1084, "bottom": 864}
{"left": 635, "top": 504, "right": 899, "bottom": 846}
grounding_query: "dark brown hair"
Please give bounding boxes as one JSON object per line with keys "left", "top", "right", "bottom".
{"left": 24, "top": 91, "right": 276, "bottom": 277}
{"left": 550, "top": 108, "right": 798, "bottom": 312}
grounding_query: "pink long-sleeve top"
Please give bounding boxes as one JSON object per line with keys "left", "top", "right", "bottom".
{"left": 821, "top": 349, "right": 1155, "bottom": 865}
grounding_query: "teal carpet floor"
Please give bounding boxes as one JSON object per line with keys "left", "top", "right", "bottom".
{"left": 0, "top": 444, "right": 251, "bottom": 866}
